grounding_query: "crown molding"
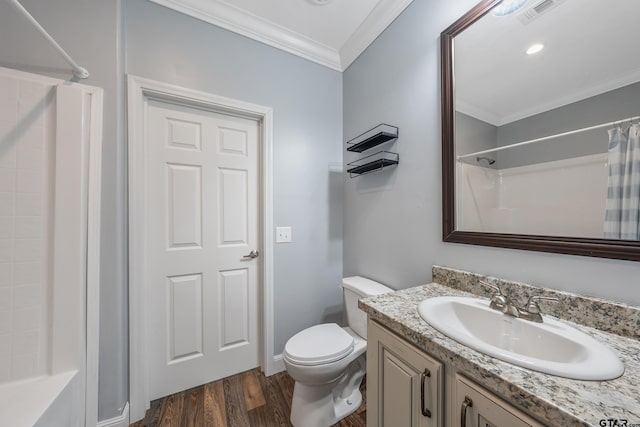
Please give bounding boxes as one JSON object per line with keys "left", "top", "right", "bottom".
{"left": 148, "top": 0, "right": 342, "bottom": 71}
{"left": 455, "top": 99, "right": 501, "bottom": 127}
{"left": 495, "top": 69, "right": 640, "bottom": 126}
{"left": 458, "top": 69, "right": 640, "bottom": 127}
{"left": 340, "top": 0, "right": 414, "bottom": 70}
{"left": 147, "top": 0, "right": 413, "bottom": 72}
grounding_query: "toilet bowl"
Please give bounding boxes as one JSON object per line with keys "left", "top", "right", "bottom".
{"left": 283, "top": 276, "right": 393, "bottom": 427}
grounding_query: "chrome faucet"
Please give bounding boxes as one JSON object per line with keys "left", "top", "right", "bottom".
{"left": 479, "top": 281, "right": 558, "bottom": 323}
{"left": 519, "top": 295, "right": 560, "bottom": 323}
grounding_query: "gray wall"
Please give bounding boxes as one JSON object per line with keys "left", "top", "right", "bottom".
{"left": 496, "top": 81, "right": 640, "bottom": 168}
{"left": 0, "top": 0, "right": 128, "bottom": 421}
{"left": 455, "top": 112, "right": 497, "bottom": 167}
{"left": 125, "top": 0, "right": 344, "bottom": 355}
{"left": 344, "top": 0, "right": 640, "bottom": 306}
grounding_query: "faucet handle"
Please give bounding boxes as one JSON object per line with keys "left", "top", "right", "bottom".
{"left": 525, "top": 295, "right": 559, "bottom": 314}
{"left": 479, "top": 281, "right": 508, "bottom": 311}
{"left": 479, "top": 280, "right": 502, "bottom": 295}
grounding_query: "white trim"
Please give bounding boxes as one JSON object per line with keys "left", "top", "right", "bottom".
{"left": 146, "top": 0, "right": 412, "bottom": 71}
{"left": 148, "top": 0, "right": 341, "bottom": 71}
{"left": 271, "top": 354, "right": 286, "bottom": 375}
{"left": 455, "top": 99, "right": 502, "bottom": 127}
{"left": 127, "top": 75, "right": 275, "bottom": 422}
{"left": 496, "top": 69, "right": 640, "bottom": 126}
{"left": 97, "top": 402, "right": 130, "bottom": 427}
{"left": 84, "top": 87, "right": 104, "bottom": 427}
{"left": 459, "top": 68, "right": 640, "bottom": 126}
{"left": 339, "top": 0, "right": 414, "bottom": 70}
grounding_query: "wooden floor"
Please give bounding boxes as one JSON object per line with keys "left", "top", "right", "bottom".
{"left": 131, "top": 369, "right": 366, "bottom": 427}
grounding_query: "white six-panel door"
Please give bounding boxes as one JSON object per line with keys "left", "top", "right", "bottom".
{"left": 145, "top": 99, "right": 259, "bottom": 400}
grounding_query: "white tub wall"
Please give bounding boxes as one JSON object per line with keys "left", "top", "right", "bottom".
{"left": 497, "top": 154, "right": 608, "bottom": 237}
{"left": 456, "top": 162, "right": 499, "bottom": 232}
{"left": 0, "top": 73, "right": 56, "bottom": 383}
{"left": 458, "top": 154, "right": 608, "bottom": 238}
{"left": 33, "top": 378, "right": 74, "bottom": 427}
{"left": 0, "top": 67, "right": 101, "bottom": 427}
{"left": 0, "top": 370, "right": 77, "bottom": 427}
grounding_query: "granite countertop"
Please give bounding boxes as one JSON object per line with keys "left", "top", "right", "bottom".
{"left": 359, "top": 283, "right": 640, "bottom": 427}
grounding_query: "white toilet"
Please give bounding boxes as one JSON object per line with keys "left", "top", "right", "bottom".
{"left": 283, "top": 276, "right": 393, "bottom": 427}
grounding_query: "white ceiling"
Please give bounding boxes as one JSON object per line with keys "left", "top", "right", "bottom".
{"left": 148, "top": 0, "right": 414, "bottom": 71}
{"left": 455, "top": 0, "right": 640, "bottom": 126}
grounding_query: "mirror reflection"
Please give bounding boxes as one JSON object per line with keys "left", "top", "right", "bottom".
{"left": 453, "top": 0, "right": 640, "bottom": 240}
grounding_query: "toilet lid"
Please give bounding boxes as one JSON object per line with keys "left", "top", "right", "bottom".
{"left": 284, "top": 323, "right": 354, "bottom": 366}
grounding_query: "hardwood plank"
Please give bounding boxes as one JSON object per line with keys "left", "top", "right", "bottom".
{"left": 157, "top": 391, "right": 185, "bottom": 426}
{"left": 248, "top": 404, "right": 275, "bottom": 427}
{"left": 204, "top": 381, "right": 227, "bottom": 427}
{"left": 223, "top": 374, "right": 251, "bottom": 427}
{"left": 242, "top": 370, "right": 266, "bottom": 411}
{"left": 132, "top": 368, "right": 367, "bottom": 427}
{"left": 180, "top": 386, "right": 204, "bottom": 427}
{"left": 258, "top": 371, "right": 292, "bottom": 427}
{"left": 274, "top": 371, "right": 295, "bottom": 410}
{"left": 140, "top": 399, "right": 162, "bottom": 427}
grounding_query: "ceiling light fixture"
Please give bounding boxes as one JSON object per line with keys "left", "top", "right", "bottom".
{"left": 307, "top": 0, "right": 333, "bottom": 5}
{"left": 490, "top": 0, "right": 529, "bottom": 17}
{"left": 526, "top": 43, "right": 545, "bottom": 55}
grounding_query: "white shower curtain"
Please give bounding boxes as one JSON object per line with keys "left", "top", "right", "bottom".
{"left": 604, "top": 123, "right": 640, "bottom": 239}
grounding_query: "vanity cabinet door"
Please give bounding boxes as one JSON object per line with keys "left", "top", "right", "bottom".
{"left": 455, "top": 375, "right": 544, "bottom": 427}
{"left": 368, "top": 320, "right": 443, "bottom": 427}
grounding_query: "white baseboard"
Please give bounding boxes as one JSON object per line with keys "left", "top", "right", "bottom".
{"left": 270, "top": 353, "right": 286, "bottom": 375}
{"left": 97, "top": 402, "right": 129, "bottom": 427}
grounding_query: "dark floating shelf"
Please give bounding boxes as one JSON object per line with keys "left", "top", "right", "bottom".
{"left": 347, "top": 159, "right": 398, "bottom": 175}
{"left": 346, "top": 124, "right": 398, "bottom": 153}
{"left": 347, "top": 151, "right": 399, "bottom": 178}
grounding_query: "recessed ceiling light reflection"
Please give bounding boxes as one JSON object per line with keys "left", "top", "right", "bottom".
{"left": 526, "top": 43, "right": 545, "bottom": 55}
{"left": 491, "top": 0, "right": 528, "bottom": 17}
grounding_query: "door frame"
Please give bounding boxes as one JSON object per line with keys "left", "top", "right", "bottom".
{"left": 127, "top": 75, "right": 275, "bottom": 422}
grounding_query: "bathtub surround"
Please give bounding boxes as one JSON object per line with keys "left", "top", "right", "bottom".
{"left": 0, "top": 0, "right": 126, "bottom": 422}
{"left": 457, "top": 153, "right": 608, "bottom": 237}
{"left": 0, "top": 66, "right": 103, "bottom": 426}
{"left": 359, "top": 270, "right": 640, "bottom": 426}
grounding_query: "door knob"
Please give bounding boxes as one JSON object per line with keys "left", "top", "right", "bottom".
{"left": 242, "top": 250, "right": 259, "bottom": 260}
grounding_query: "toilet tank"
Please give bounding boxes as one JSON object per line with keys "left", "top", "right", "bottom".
{"left": 341, "top": 276, "right": 393, "bottom": 339}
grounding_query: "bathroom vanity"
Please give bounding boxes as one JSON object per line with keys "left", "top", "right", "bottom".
{"left": 361, "top": 267, "right": 640, "bottom": 427}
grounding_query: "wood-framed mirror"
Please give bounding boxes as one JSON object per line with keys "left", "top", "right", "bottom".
{"left": 441, "top": 0, "right": 640, "bottom": 261}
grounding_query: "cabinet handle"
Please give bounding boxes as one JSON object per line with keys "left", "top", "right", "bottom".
{"left": 420, "top": 368, "right": 432, "bottom": 418}
{"left": 460, "top": 396, "right": 473, "bottom": 427}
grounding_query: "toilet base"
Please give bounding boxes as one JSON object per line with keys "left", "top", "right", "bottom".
{"left": 290, "top": 381, "right": 363, "bottom": 427}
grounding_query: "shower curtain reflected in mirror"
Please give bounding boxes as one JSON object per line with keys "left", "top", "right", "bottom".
{"left": 605, "top": 123, "right": 640, "bottom": 240}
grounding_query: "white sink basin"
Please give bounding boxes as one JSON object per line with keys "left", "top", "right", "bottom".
{"left": 418, "top": 296, "right": 624, "bottom": 380}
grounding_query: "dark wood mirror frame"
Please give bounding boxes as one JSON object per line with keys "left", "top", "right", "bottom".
{"left": 440, "top": 0, "right": 640, "bottom": 262}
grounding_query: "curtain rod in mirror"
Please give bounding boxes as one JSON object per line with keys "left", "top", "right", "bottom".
{"left": 458, "top": 115, "right": 640, "bottom": 161}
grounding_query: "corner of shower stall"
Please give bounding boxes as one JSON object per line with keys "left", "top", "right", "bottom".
{"left": 0, "top": 67, "right": 102, "bottom": 426}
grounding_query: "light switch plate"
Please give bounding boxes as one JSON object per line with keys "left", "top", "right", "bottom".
{"left": 276, "top": 226, "right": 292, "bottom": 243}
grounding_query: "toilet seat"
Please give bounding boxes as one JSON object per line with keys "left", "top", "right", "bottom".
{"left": 284, "top": 323, "right": 354, "bottom": 366}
